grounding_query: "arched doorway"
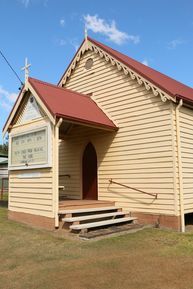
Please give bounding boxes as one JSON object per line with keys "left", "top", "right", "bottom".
{"left": 82, "top": 143, "right": 98, "bottom": 200}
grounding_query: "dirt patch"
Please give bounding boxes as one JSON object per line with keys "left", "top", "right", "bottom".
{"left": 79, "top": 223, "right": 143, "bottom": 239}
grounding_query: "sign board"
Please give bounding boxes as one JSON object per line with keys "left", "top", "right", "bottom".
{"left": 9, "top": 124, "right": 52, "bottom": 170}
{"left": 17, "top": 172, "right": 42, "bottom": 178}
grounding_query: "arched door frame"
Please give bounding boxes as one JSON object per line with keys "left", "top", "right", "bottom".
{"left": 82, "top": 142, "right": 98, "bottom": 200}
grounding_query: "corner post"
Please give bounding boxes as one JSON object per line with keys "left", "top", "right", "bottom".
{"left": 54, "top": 118, "right": 63, "bottom": 228}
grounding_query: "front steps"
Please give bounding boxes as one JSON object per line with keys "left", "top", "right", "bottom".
{"left": 59, "top": 199, "right": 115, "bottom": 210}
{"left": 58, "top": 205, "right": 138, "bottom": 237}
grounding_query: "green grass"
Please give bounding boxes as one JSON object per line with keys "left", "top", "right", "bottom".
{"left": 0, "top": 192, "right": 8, "bottom": 201}
{"left": 1, "top": 206, "right": 193, "bottom": 289}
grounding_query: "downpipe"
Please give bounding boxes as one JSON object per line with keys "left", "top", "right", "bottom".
{"left": 176, "top": 99, "right": 185, "bottom": 232}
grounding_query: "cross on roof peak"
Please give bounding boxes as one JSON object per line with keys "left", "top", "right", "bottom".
{"left": 84, "top": 26, "right": 88, "bottom": 40}
{"left": 21, "top": 57, "right": 31, "bottom": 83}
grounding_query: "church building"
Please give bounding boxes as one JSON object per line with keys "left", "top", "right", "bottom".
{"left": 3, "top": 35, "right": 193, "bottom": 233}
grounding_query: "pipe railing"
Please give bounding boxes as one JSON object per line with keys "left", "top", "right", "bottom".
{"left": 109, "top": 179, "right": 158, "bottom": 199}
{"left": 59, "top": 174, "right": 71, "bottom": 178}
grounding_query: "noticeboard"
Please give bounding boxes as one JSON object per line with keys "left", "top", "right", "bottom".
{"left": 9, "top": 125, "right": 52, "bottom": 170}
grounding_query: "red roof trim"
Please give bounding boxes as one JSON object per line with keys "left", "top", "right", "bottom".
{"left": 28, "top": 77, "right": 117, "bottom": 130}
{"left": 87, "top": 37, "right": 174, "bottom": 97}
{"left": 58, "top": 36, "right": 193, "bottom": 102}
{"left": 87, "top": 37, "right": 193, "bottom": 102}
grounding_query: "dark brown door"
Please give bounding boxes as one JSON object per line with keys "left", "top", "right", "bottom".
{"left": 82, "top": 143, "right": 98, "bottom": 200}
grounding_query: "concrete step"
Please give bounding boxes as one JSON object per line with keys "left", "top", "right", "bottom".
{"left": 59, "top": 206, "right": 121, "bottom": 215}
{"left": 62, "top": 211, "right": 129, "bottom": 223}
{"left": 70, "top": 217, "right": 137, "bottom": 231}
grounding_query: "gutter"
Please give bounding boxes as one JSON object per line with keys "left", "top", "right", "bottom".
{"left": 176, "top": 99, "right": 185, "bottom": 232}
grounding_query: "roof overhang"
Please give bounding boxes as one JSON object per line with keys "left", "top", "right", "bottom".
{"left": 55, "top": 113, "right": 117, "bottom": 131}
{"left": 3, "top": 77, "right": 117, "bottom": 136}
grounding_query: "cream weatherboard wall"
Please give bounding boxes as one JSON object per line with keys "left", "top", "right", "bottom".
{"left": 58, "top": 126, "right": 116, "bottom": 200}
{"left": 8, "top": 117, "right": 55, "bottom": 219}
{"left": 59, "top": 50, "right": 178, "bottom": 216}
{"left": 179, "top": 106, "right": 193, "bottom": 214}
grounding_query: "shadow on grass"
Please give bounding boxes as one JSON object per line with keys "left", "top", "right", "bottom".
{"left": 0, "top": 200, "right": 8, "bottom": 208}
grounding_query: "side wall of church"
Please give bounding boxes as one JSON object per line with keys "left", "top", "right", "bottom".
{"left": 59, "top": 49, "right": 178, "bottom": 216}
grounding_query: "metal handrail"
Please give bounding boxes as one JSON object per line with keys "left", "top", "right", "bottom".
{"left": 59, "top": 174, "right": 71, "bottom": 178}
{"left": 109, "top": 179, "right": 158, "bottom": 199}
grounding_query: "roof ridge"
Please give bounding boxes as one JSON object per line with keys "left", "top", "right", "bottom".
{"left": 29, "top": 77, "right": 64, "bottom": 90}
{"left": 87, "top": 36, "right": 193, "bottom": 99}
{"left": 28, "top": 77, "right": 91, "bottom": 100}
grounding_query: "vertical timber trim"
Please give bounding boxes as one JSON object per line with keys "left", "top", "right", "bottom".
{"left": 170, "top": 102, "right": 178, "bottom": 215}
{"left": 8, "top": 136, "right": 11, "bottom": 211}
{"left": 53, "top": 118, "right": 63, "bottom": 227}
{"left": 176, "top": 99, "right": 185, "bottom": 232}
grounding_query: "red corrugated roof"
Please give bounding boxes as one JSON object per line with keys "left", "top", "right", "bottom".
{"left": 88, "top": 37, "right": 193, "bottom": 102}
{"left": 28, "top": 77, "right": 117, "bottom": 130}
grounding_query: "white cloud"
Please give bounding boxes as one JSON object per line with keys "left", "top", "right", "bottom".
{"left": 0, "top": 85, "right": 17, "bottom": 111}
{"left": 1, "top": 101, "right": 11, "bottom": 111}
{"left": 7, "top": 93, "right": 18, "bottom": 102}
{"left": 20, "top": 0, "right": 30, "bottom": 7}
{"left": 168, "top": 39, "right": 185, "bottom": 49}
{"left": 19, "top": 0, "right": 48, "bottom": 8}
{"left": 43, "top": 0, "right": 48, "bottom": 6}
{"left": 142, "top": 59, "right": 149, "bottom": 66}
{"left": 60, "top": 18, "right": 65, "bottom": 27}
{"left": 84, "top": 14, "right": 140, "bottom": 45}
{"left": 0, "top": 87, "right": 9, "bottom": 98}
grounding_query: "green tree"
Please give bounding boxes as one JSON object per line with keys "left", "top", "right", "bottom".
{"left": 0, "top": 135, "right": 8, "bottom": 155}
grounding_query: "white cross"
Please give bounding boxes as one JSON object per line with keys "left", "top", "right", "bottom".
{"left": 21, "top": 57, "right": 31, "bottom": 83}
{"left": 84, "top": 26, "right": 88, "bottom": 40}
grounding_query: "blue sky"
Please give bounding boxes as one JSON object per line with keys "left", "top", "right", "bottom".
{"left": 0, "top": 0, "right": 193, "bottom": 143}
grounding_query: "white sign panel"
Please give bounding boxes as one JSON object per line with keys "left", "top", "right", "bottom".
{"left": 9, "top": 125, "right": 52, "bottom": 170}
{"left": 17, "top": 172, "right": 42, "bottom": 178}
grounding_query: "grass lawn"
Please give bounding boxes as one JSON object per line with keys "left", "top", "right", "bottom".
{"left": 1, "top": 206, "right": 193, "bottom": 289}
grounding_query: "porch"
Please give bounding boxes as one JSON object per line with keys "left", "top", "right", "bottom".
{"left": 58, "top": 198, "right": 137, "bottom": 236}
{"left": 59, "top": 199, "right": 115, "bottom": 210}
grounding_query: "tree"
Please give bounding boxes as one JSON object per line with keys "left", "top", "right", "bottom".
{"left": 0, "top": 135, "right": 8, "bottom": 155}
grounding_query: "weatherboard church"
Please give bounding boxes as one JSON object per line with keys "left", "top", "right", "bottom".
{"left": 3, "top": 34, "right": 193, "bottom": 233}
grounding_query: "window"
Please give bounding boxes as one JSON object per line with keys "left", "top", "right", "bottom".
{"left": 85, "top": 58, "right": 93, "bottom": 70}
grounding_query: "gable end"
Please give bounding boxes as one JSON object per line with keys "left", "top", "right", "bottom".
{"left": 59, "top": 39, "right": 176, "bottom": 104}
